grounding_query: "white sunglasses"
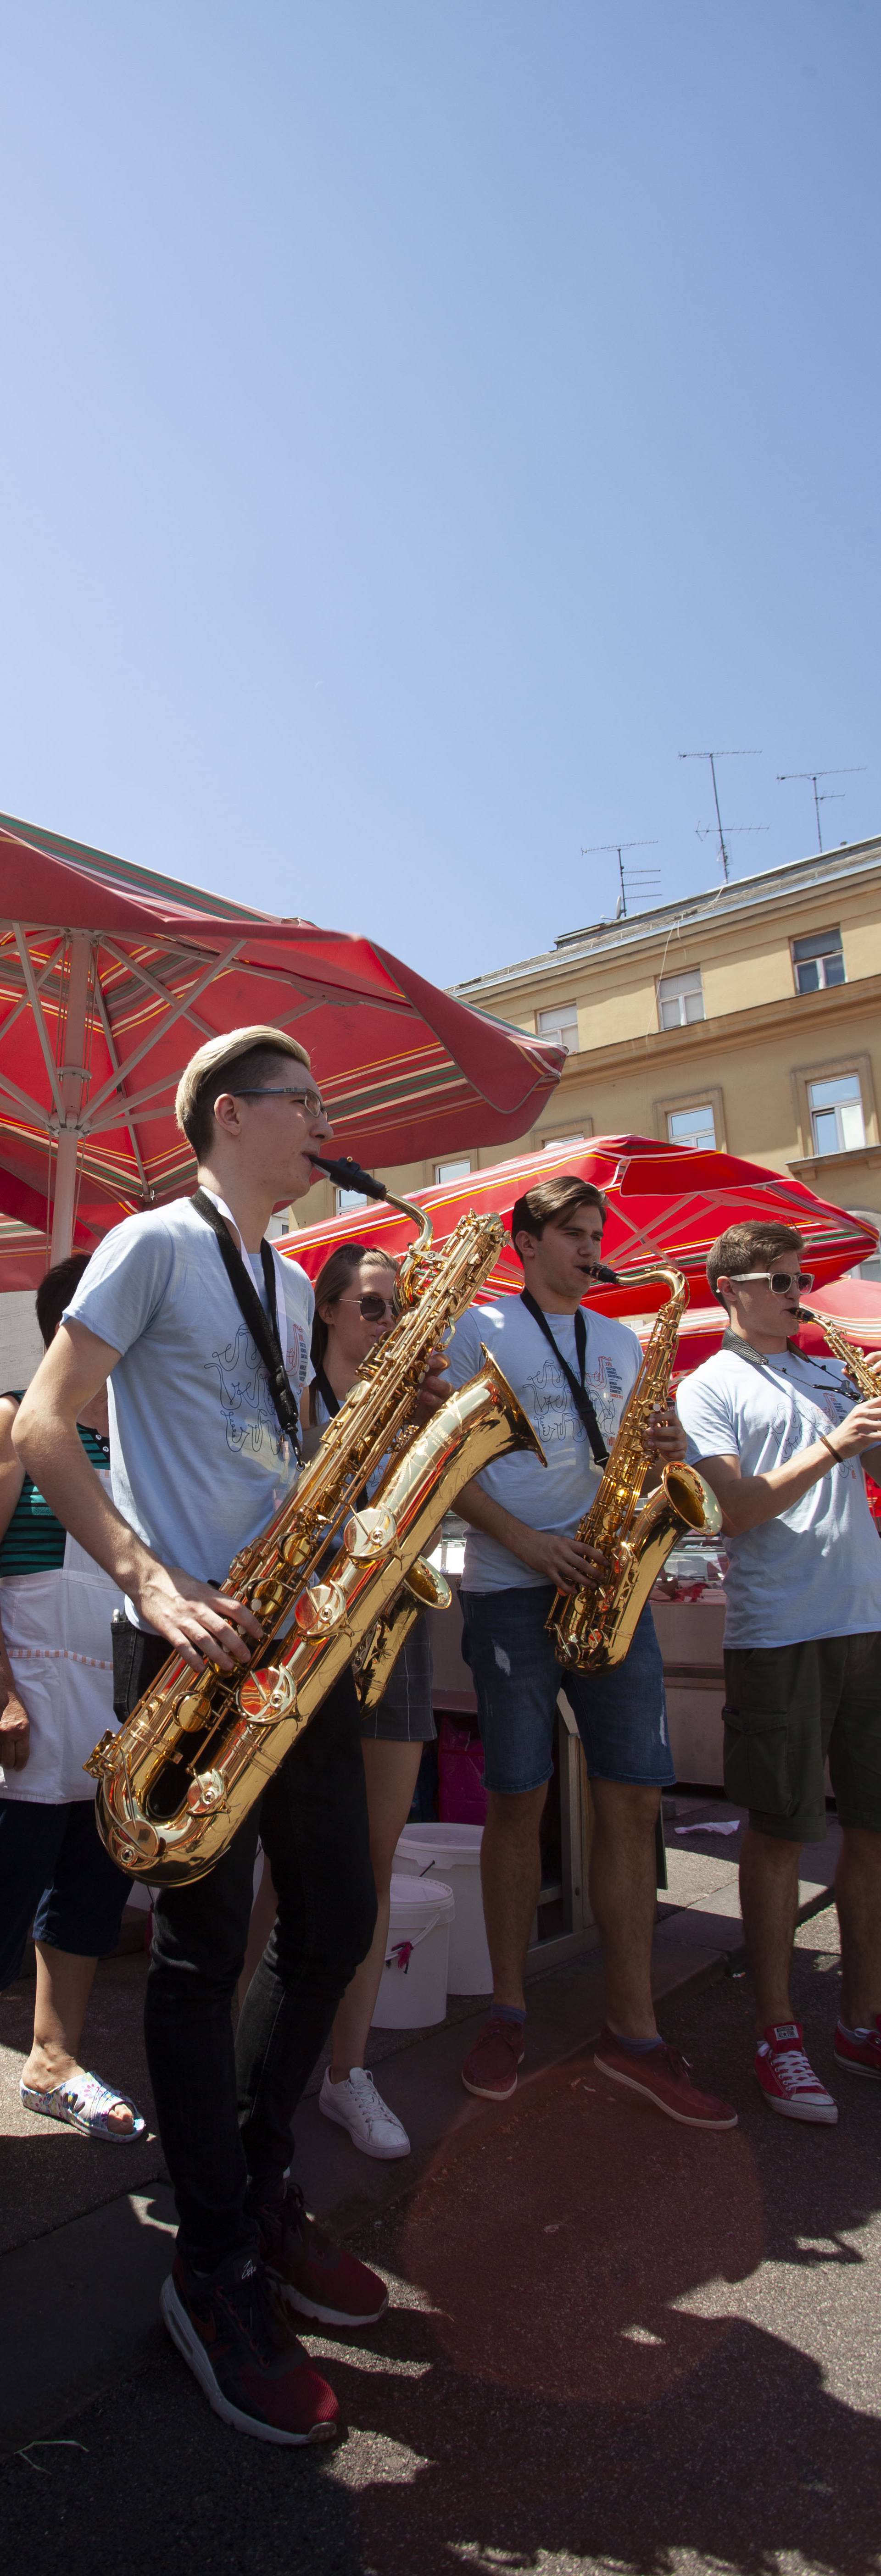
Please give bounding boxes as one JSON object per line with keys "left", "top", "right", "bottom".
{"left": 727, "top": 1268, "right": 814, "bottom": 1295}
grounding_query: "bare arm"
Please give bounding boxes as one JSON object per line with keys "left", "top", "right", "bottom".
{"left": 13, "top": 1322, "right": 262, "bottom": 1672}
{"left": 0, "top": 1397, "right": 29, "bottom": 1765}
{"left": 695, "top": 1390, "right": 881, "bottom": 1535}
{"left": 455, "top": 1477, "right": 607, "bottom": 1593}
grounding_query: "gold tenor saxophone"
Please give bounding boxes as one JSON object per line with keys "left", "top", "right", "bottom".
{"left": 87, "top": 1171, "right": 543, "bottom": 1883}
{"left": 548, "top": 1265, "right": 722, "bottom": 1674}
{"left": 796, "top": 1302, "right": 881, "bottom": 1398}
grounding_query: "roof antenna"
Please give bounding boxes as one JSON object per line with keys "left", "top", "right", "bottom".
{"left": 776, "top": 767, "right": 865, "bottom": 854}
{"left": 678, "top": 749, "right": 766, "bottom": 882}
{"left": 581, "top": 840, "right": 660, "bottom": 920}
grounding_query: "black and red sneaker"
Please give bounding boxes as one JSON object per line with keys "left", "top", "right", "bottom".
{"left": 160, "top": 2245, "right": 340, "bottom": 2445}
{"left": 258, "top": 2182, "right": 388, "bottom": 2328}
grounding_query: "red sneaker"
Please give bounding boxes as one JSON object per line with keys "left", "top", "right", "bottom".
{"left": 833, "top": 2016, "right": 881, "bottom": 2081}
{"left": 593, "top": 2029, "right": 737, "bottom": 2130}
{"left": 161, "top": 2247, "right": 339, "bottom": 2445}
{"left": 461, "top": 2016, "right": 525, "bottom": 2101}
{"left": 258, "top": 2183, "right": 388, "bottom": 2327}
{"left": 755, "top": 2022, "right": 838, "bottom": 2124}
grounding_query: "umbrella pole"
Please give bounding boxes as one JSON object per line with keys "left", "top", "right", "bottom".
{"left": 50, "top": 933, "right": 91, "bottom": 1266}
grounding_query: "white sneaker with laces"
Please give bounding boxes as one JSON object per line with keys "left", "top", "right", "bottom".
{"left": 319, "top": 2065, "right": 411, "bottom": 2160}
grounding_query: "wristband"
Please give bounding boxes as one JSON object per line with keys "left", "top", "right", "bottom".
{"left": 818, "top": 1431, "right": 843, "bottom": 1466}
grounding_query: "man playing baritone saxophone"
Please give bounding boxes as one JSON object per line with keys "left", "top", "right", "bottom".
{"left": 13, "top": 1026, "right": 446, "bottom": 2448}
{"left": 676, "top": 1222, "right": 881, "bottom": 2126}
{"left": 445, "top": 1175, "right": 736, "bottom": 2130}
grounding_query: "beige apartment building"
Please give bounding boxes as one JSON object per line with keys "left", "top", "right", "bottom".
{"left": 302, "top": 835, "right": 881, "bottom": 1273}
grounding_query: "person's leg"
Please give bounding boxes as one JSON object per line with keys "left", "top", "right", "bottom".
{"left": 237, "top": 1853, "right": 279, "bottom": 2015}
{"left": 480, "top": 1783, "right": 549, "bottom": 2009}
{"left": 0, "top": 1797, "right": 66, "bottom": 1989}
{"left": 329, "top": 1738, "right": 423, "bottom": 2076}
{"left": 834, "top": 1828, "right": 881, "bottom": 2029}
{"left": 146, "top": 1806, "right": 262, "bottom": 2266}
{"left": 588, "top": 1779, "right": 661, "bottom": 2040}
{"left": 236, "top": 1671, "right": 377, "bottom": 2210}
{"left": 738, "top": 1828, "right": 803, "bottom": 2030}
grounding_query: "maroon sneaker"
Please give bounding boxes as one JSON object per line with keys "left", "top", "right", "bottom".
{"left": 755, "top": 2022, "right": 837, "bottom": 2123}
{"left": 461, "top": 2016, "right": 525, "bottom": 2101}
{"left": 593, "top": 2028, "right": 737, "bottom": 2130}
{"left": 834, "top": 2015, "right": 881, "bottom": 2081}
{"left": 160, "top": 2245, "right": 339, "bottom": 2445}
{"left": 259, "top": 2182, "right": 388, "bottom": 2327}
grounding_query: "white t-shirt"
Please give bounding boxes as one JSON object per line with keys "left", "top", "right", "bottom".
{"left": 65, "top": 1196, "right": 314, "bottom": 1627}
{"left": 676, "top": 1343, "right": 881, "bottom": 1648}
{"left": 444, "top": 1295, "right": 643, "bottom": 1592}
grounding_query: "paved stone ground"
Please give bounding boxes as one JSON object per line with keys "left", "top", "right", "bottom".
{"left": 3, "top": 1903, "right": 880, "bottom": 2576}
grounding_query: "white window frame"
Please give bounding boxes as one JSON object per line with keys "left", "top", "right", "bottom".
{"left": 435, "top": 1157, "right": 472, "bottom": 1186}
{"left": 666, "top": 1103, "right": 717, "bottom": 1154}
{"left": 807, "top": 1072, "right": 866, "bottom": 1157}
{"left": 335, "top": 1186, "right": 370, "bottom": 1215}
{"left": 847, "top": 1208, "right": 881, "bottom": 1283}
{"left": 792, "top": 926, "right": 846, "bottom": 996}
{"left": 654, "top": 1085, "right": 726, "bottom": 1153}
{"left": 536, "top": 1003, "right": 580, "bottom": 1055}
{"left": 656, "top": 966, "right": 705, "bottom": 1032}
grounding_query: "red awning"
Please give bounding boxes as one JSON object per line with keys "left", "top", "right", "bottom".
{"left": 281, "top": 1132, "right": 876, "bottom": 1311}
{"left": 0, "top": 811, "right": 562, "bottom": 1286}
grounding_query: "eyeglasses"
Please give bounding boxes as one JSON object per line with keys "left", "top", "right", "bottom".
{"left": 234, "top": 1086, "right": 328, "bottom": 1120}
{"left": 728, "top": 1269, "right": 814, "bottom": 1295}
{"left": 337, "top": 1292, "right": 397, "bottom": 1321}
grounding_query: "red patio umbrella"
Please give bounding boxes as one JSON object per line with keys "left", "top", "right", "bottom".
{"left": 281, "top": 1132, "right": 877, "bottom": 1311}
{"left": 0, "top": 811, "right": 563, "bottom": 1288}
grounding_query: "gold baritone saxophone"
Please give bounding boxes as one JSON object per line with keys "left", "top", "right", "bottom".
{"left": 548, "top": 1264, "right": 722, "bottom": 1675}
{"left": 87, "top": 1174, "right": 545, "bottom": 1884}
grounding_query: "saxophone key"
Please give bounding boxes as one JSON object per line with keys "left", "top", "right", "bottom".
{"left": 294, "top": 1581, "right": 348, "bottom": 1635}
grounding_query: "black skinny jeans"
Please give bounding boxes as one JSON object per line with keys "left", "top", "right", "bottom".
{"left": 113, "top": 1625, "right": 377, "bottom": 2270}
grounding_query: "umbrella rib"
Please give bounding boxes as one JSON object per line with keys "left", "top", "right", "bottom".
{"left": 0, "top": 938, "right": 63, "bottom": 1055}
{"left": 83, "top": 941, "right": 246, "bottom": 1122}
{"left": 12, "top": 927, "right": 66, "bottom": 1120}
{"left": 100, "top": 939, "right": 220, "bottom": 1040}
{"left": 90, "top": 964, "right": 151, "bottom": 1199}
{"left": 0, "top": 1067, "right": 54, "bottom": 1127}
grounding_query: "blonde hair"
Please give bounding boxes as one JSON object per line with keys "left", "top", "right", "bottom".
{"left": 175, "top": 1025, "right": 312, "bottom": 1158}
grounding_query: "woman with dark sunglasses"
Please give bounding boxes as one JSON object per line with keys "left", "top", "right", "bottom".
{"left": 242, "top": 1239, "right": 435, "bottom": 2160}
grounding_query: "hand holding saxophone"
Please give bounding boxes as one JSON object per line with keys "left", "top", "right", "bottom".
{"left": 133, "top": 1563, "right": 264, "bottom": 1674}
{"left": 644, "top": 1404, "right": 689, "bottom": 1465}
{"left": 829, "top": 1393, "right": 881, "bottom": 1460}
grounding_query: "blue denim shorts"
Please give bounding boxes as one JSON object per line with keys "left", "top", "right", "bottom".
{"left": 0, "top": 1798, "right": 130, "bottom": 1988}
{"left": 459, "top": 1587, "right": 675, "bottom": 1797}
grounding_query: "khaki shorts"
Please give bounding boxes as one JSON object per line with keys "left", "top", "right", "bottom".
{"left": 723, "top": 1633, "right": 881, "bottom": 1843}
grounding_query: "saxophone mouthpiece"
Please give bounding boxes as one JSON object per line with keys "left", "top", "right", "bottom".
{"left": 586, "top": 1263, "right": 620, "bottom": 1287}
{"left": 308, "top": 1153, "right": 389, "bottom": 1205}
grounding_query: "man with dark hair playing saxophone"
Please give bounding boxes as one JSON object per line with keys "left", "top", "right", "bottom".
{"left": 445, "top": 1173, "right": 736, "bottom": 2132}
{"left": 677, "top": 1220, "right": 881, "bottom": 2126}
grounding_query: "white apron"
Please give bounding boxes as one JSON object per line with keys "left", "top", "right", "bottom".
{"left": 0, "top": 1480, "right": 123, "bottom": 1805}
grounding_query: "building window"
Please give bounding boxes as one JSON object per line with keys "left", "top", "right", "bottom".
{"left": 541, "top": 1134, "right": 588, "bottom": 1152}
{"left": 335, "top": 1186, "right": 369, "bottom": 1214}
{"left": 848, "top": 1210, "right": 881, "bottom": 1283}
{"left": 657, "top": 967, "right": 704, "bottom": 1031}
{"left": 667, "top": 1103, "right": 717, "bottom": 1152}
{"left": 809, "top": 1073, "right": 865, "bottom": 1155}
{"left": 435, "top": 1158, "right": 471, "bottom": 1185}
{"left": 537, "top": 1004, "right": 579, "bottom": 1055}
{"left": 792, "top": 927, "right": 845, "bottom": 994}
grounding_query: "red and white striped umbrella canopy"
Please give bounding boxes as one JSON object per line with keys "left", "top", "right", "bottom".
{"left": 0, "top": 811, "right": 563, "bottom": 1287}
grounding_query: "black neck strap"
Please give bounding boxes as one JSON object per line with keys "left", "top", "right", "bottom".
{"left": 192, "top": 1190, "right": 302, "bottom": 1465}
{"left": 519, "top": 1289, "right": 608, "bottom": 1466}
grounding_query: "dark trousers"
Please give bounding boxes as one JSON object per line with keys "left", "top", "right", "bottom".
{"left": 114, "top": 1626, "right": 377, "bottom": 2270}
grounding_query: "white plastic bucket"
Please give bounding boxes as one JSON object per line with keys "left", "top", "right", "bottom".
{"left": 394, "top": 1823, "right": 491, "bottom": 1996}
{"left": 371, "top": 1873, "right": 454, "bottom": 2030}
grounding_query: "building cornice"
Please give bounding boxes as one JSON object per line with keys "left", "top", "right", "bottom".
{"left": 452, "top": 837, "right": 881, "bottom": 1005}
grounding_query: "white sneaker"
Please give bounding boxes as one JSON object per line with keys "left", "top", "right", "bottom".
{"left": 319, "top": 2066, "right": 411, "bottom": 2160}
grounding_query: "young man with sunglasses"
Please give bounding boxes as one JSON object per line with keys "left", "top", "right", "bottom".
{"left": 676, "top": 1221, "right": 881, "bottom": 2124}
{"left": 13, "top": 1025, "right": 396, "bottom": 2446}
{"left": 445, "top": 1174, "right": 736, "bottom": 2131}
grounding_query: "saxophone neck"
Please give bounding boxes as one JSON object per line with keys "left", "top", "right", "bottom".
{"left": 383, "top": 1190, "right": 434, "bottom": 1301}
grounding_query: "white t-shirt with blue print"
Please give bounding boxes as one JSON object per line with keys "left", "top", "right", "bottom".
{"left": 676, "top": 1342, "right": 881, "bottom": 1648}
{"left": 64, "top": 1195, "right": 314, "bottom": 1628}
{"left": 444, "top": 1295, "right": 643, "bottom": 1592}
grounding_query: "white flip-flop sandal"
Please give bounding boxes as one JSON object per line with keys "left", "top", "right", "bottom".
{"left": 20, "top": 2070, "right": 146, "bottom": 2141}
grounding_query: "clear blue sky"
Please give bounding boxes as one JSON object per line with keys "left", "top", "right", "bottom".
{"left": 0, "top": 1, "right": 877, "bottom": 987}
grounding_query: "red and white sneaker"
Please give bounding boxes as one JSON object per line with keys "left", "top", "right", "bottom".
{"left": 833, "top": 2016, "right": 881, "bottom": 2081}
{"left": 755, "top": 2022, "right": 838, "bottom": 2124}
{"left": 258, "top": 2183, "right": 388, "bottom": 2327}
